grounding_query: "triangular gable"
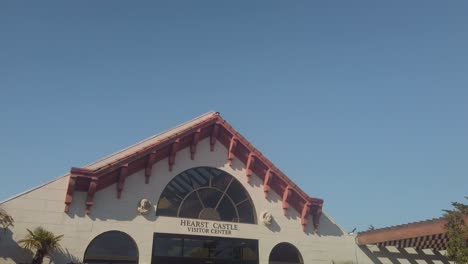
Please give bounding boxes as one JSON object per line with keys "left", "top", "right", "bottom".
{"left": 65, "top": 112, "right": 324, "bottom": 232}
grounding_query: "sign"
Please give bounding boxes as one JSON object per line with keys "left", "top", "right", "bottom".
{"left": 180, "top": 219, "right": 239, "bottom": 235}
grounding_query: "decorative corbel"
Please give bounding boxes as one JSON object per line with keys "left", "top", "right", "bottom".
{"left": 145, "top": 151, "right": 156, "bottom": 184}
{"left": 168, "top": 139, "right": 180, "bottom": 171}
{"left": 263, "top": 169, "right": 272, "bottom": 198}
{"left": 245, "top": 153, "right": 256, "bottom": 183}
{"left": 190, "top": 129, "right": 201, "bottom": 160}
{"left": 86, "top": 177, "right": 98, "bottom": 215}
{"left": 227, "top": 137, "right": 237, "bottom": 166}
{"left": 210, "top": 123, "right": 219, "bottom": 151}
{"left": 117, "top": 164, "right": 129, "bottom": 199}
{"left": 282, "top": 185, "right": 292, "bottom": 216}
{"left": 301, "top": 201, "right": 312, "bottom": 231}
{"left": 64, "top": 175, "right": 77, "bottom": 212}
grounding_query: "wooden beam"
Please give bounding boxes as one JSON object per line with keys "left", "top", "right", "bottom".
{"left": 64, "top": 175, "right": 77, "bottom": 212}
{"left": 263, "top": 169, "right": 272, "bottom": 198}
{"left": 210, "top": 123, "right": 219, "bottom": 151}
{"left": 228, "top": 137, "right": 237, "bottom": 166}
{"left": 85, "top": 177, "right": 98, "bottom": 215}
{"left": 117, "top": 165, "right": 128, "bottom": 199}
{"left": 145, "top": 151, "right": 156, "bottom": 184}
{"left": 301, "top": 202, "right": 311, "bottom": 231}
{"left": 245, "top": 153, "right": 256, "bottom": 183}
{"left": 282, "top": 185, "right": 292, "bottom": 216}
{"left": 168, "top": 139, "right": 180, "bottom": 171}
{"left": 190, "top": 129, "right": 201, "bottom": 160}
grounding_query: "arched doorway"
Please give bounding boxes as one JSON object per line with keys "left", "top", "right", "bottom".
{"left": 84, "top": 231, "right": 139, "bottom": 264}
{"left": 269, "top": 243, "right": 303, "bottom": 264}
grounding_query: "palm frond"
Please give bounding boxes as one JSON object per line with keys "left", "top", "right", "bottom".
{"left": 0, "top": 208, "right": 14, "bottom": 230}
{"left": 18, "top": 227, "right": 63, "bottom": 254}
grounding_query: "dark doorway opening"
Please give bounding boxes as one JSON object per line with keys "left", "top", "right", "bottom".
{"left": 151, "top": 233, "right": 258, "bottom": 264}
{"left": 83, "top": 230, "right": 139, "bottom": 264}
{"left": 269, "top": 242, "right": 303, "bottom": 264}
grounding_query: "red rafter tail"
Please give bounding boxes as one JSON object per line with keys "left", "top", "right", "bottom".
{"left": 245, "top": 153, "right": 256, "bottom": 183}
{"left": 64, "top": 175, "right": 77, "bottom": 212}
{"left": 190, "top": 129, "right": 201, "bottom": 160}
{"left": 168, "top": 139, "right": 180, "bottom": 171}
{"left": 210, "top": 123, "right": 220, "bottom": 151}
{"left": 86, "top": 177, "right": 98, "bottom": 215}
{"left": 301, "top": 202, "right": 312, "bottom": 231}
{"left": 145, "top": 151, "right": 156, "bottom": 184}
{"left": 263, "top": 169, "right": 272, "bottom": 198}
{"left": 228, "top": 137, "right": 238, "bottom": 166}
{"left": 282, "top": 185, "right": 292, "bottom": 216}
{"left": 117, "top": 164, "right": 129, "bottom": 199}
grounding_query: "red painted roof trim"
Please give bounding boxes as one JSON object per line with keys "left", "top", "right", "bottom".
{"left": 357, "top": 215, "right": 468, "bottom": 246}
{"left": 65, "top": 113, "right": 324, "bottom": 232}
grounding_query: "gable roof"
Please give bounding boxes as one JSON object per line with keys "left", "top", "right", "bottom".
{"left": 65, "top": 112, "right": 324, "bottom": 232}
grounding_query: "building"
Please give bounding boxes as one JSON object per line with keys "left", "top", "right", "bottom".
{"left": 0, "top": 112, "right": 455, "bottom": 264}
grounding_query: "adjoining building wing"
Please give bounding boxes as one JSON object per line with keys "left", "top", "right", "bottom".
{"left": 357, "top": 217, "right": 462, "bottom": 251}
{"left": 357, "top": 217, "right": 468, "bottom": 263}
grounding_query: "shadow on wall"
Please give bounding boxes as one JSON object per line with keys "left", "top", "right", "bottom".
{"left": 49, "top": 248, "right": 82, "bottom": 264}
{"left": 358, "top": 245, "right": 451, "bottom": 264}
{"left": 0, "top": 229, "right": 33, "bottom": 264}
{"left": 66, "top": 192, "right": 158, "bottom": 222}
{"left": 266, "top": 215, "right": 282, "bottom": 233}
{"left": 312, "top": 213, "right": 345, "bottom": 237}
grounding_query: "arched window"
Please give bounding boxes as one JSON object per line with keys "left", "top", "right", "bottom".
{"left": 269, "top": 243, "right": 303, "bottom": 264}
{"left": 84, "top": 231, "right": 139, "bottom": 264}
{"left": 156, "top": 167, "right": 256, "bottom": 224}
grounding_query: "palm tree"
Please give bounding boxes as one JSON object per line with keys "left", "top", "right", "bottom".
{"left": 19, "top": 226, "right": 63, "bottom": 264}
{"left": 0, "top": 208, "right": 14, "bottom": 231}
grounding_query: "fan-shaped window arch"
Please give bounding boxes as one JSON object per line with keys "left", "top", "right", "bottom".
{"left": 156, "top": 167, "right": 256, "bottom": 224}
{"left": 269, "top": 243, "right": 303, "bottom": 264}
{"left": 84, "top": 231, "right": 139, "bottom": 264}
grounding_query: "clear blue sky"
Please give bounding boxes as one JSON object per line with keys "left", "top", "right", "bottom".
{"left": 1, "top": 1, "right": 467, "bottom": 232}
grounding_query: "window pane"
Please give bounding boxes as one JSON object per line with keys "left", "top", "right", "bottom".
{"left": 237, "top": 201, "right": 255, "bottom": 224}
{"left": 211, "top": 172, "right": 231, "bottom": 191}
{"left": 214, "top": 239, "right": 233, "bottom": 260}
{"left": 157, "top": 188, "right": 182, "bottom": 217}
{"left": 183, "top": 238, "right": 211, "bottom": 258}
{"left": 198, "top": 188, "right": 222, "bottom": 208}
{"left": 178, "top": 192, "right": 203, "bottom": 218}
{"left": 187, "top": 169, "right": 209, "bottom": 187}
{"left": 217, "top": 196, "right": 238, "bottom": 222}
{"left": 153, "top": 237, "right": 182, "bottom": 257}
{"left": 226, "top": 180, "right": 247, "bottom": 204}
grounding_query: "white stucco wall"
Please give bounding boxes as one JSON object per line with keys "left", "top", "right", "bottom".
{"left": 1, "top": 138, "right": 363, "bottom": 264}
